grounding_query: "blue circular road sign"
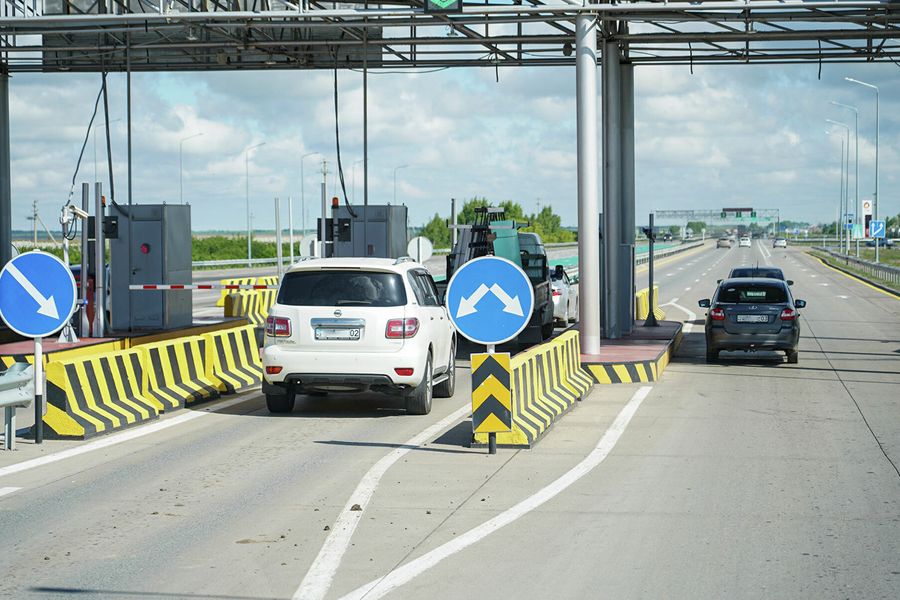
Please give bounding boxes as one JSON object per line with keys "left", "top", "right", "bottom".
{"left": 0, "top": 251, "right": 78, "bottom": 338}
{"left": 446, "top": 255, "right": 535, "bottom": 345}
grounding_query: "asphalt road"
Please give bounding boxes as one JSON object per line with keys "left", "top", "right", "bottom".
{"left": 1, "top": 241, "right": 898, "bottom": 600}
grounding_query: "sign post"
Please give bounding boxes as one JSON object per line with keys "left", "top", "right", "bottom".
{"left": 642, "top": 214, "right": 658, "bottom": 327}
{"left": 0, "top": 251, "right": 78, "bottom": 444}
{"left": 446, "top": 256, "right": 533, "bottom": 454}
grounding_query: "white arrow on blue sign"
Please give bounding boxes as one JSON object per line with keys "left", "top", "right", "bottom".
{"left": 446, "top": 255, "right": 535, "bottom": 346}
{"left": 870, "top": 220, "right": 886, "bottom": 239}
{"left": 0, "top": 251, "right": 78, "bottom": 338}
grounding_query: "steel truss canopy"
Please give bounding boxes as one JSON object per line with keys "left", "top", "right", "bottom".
{"left": 0, "top": 1, "right": 899, "bottom": 72}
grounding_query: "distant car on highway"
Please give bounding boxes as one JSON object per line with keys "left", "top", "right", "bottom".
{"left": 726, "top": 266, "right": 793, "bottom": 286}
{"left": 261, "top": 257, "right": 457, "bottom": 415}
{"left": 865, "top": 238, "right": 894, "bottom": 247}
{"left": 773, "top": 238, "right": 788, "bottom": 248}
{"left": 699, "top": 278, "right": 806, "bottom": 364}
{"left": 550, "top": 265, "right": 578, "bottom": 325}
{"left": 739, "top": 237, "right": 751, "bottom": 248}
{"left": 663, "top": 233, "right": 673, "bottom": 242}
{"left": 717, "top": 237, "right": 733, "bottom": 249}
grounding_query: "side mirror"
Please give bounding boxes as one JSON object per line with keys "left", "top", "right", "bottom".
{"left": 698, "top": 299, "right": 711, "bottom": 308}
{"left": 554, "top": 264, "right": 564, "bottom": 278}
{"left": 794, "top": 299, "right": 806, "bottom": 309}
{"left": 786, "top": 279, "right": 794, "bottom": 286}
{"left": 716, "top": 279, "right": 722, "bottom": 284}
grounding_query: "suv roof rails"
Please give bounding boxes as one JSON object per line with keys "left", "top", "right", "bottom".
{"left": 393, "top": 256, "right": 416, "bottom": 265}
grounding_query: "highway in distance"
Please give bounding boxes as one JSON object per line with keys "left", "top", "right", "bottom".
{"left": 0, "top": 241, "right": 898, "bottom": 600}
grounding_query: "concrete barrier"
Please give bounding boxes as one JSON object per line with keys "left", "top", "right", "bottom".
{"left": 43, "top": 348, "right": 158, "bottom": 439}
{"left": 473, "top": 330, "right": 593, "bottom": 448}
{"left": 224, "top": 289, "right": 277, "bottom": 328}
{"left": 202, "top": 324, "right": 263, "bottom": 394}
{"left": 635, "top": 285, "right": 665, "bottom": 321}
{"left": 140, "top": 336, "right": 220, "bottom": 412}
{"left": 216, "top": 277, "right": 255, "bottom": 307}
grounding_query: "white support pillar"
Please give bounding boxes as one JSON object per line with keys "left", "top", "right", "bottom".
{"left": 575, "top": 14, "right": 601, "bottom": 356}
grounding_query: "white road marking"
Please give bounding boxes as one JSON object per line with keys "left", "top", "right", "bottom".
{"left": 837, "top": 295, "right": 849, "bottom": 299}
{"left": 820, "top": 283, "right": 829, "bottom": 286}
{"left": 340, "top": 386, "right": 653, "bottom": 600}
{"left": 0, "top": 486, "right": 22, "bottom": 498}
{"left": 661, "top": 301, "right": 697, "bottom": 333}
{"left": 294, "top": 404, "right": 471, "bottom": 600}
{"left": 694, "top": 279, "right": 700, "bottom": 283}
{"left": 666, "top": 273, "right": 674, "bottom": 277}
{"left": 0, "top": 394, "right": 255, "bottom": 481}
{"left": 684, "top": 287, "right": 691, "bottom": 292}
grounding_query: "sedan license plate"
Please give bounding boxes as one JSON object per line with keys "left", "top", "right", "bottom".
{"left": 736, "top": 314, "right": 768, "bottom": 323}
{"left": 315, "top": 327, "right": 362, "bottom": 341}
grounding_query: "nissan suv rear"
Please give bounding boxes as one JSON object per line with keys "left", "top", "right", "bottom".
{"left": 262, "top": 258, "right": 457, "bottom": 415}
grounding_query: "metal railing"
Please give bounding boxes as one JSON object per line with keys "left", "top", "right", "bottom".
{"left": 813, "top": 247, "right": 900, "bottom": 287}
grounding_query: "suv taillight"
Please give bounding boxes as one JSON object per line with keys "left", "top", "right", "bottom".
{"left": 709, "top": 307, "right": 726, "bottom": 321}
{"left": 552, "top": 289, "right": 562, "bottom": 297}
{"left": 780, "top": 308, "right": 796, "bottom": 321}
{"left": 386, "top": 318, "right": 419, "bottom": 339}
{"left": 266, "top": 316, "right": 292, "bottom": 337}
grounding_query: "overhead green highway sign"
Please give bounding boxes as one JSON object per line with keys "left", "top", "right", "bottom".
{"left": 424, "top": 0, "right": 463, "bottom": 13}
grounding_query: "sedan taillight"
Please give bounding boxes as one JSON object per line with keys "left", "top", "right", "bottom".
{"left": 709, "top": 307, "right": 726, "bottom": 321}
{"left": 780, "top": 308, "right": 797, "bottom": 321}
{"left": 385, "top": 318, "right": 419, "bottom": 339}
{"left": 266, "top": 316, "right": 292, "bottom": 337}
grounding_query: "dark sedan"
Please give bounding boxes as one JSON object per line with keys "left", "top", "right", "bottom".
{"left": 699, "top": 278, "right": 806, "bottom": 364}
{"left": 727, "top": 266, "right": 793, "bottom": 286}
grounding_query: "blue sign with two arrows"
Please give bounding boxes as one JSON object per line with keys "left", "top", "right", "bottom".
{"left": 870, "top": 220, "right": 886, "bottom": 239}
{"left": 0, "top": 251, "right": 78, "bottom": 338}
{"left": 446, "top": 256, "right": 535, "bottom": 346}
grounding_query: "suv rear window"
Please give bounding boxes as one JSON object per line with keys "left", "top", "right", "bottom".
{"left": 278, "top": 271, "right": 407, "bottom": 307}
{"left": 730, "top": 268, "right": 784, "bottom": 280}
{"left": 718, "top": 283, "right": 787, "bottom": 304}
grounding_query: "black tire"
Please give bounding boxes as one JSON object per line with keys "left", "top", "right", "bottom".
{"left": 706, "top": 348, "right": 718, "bottom": 363}
{"left": 308, "top": 390, "right": 328, "bottom": 397}
{"left": 434, "top": 340, "right": 456, "bottom": 398}
{"left": 406, "top": 354, "right": 433, "bottom": 415}
{"left": 266, "top": 393, "right": 295, "bottom": 414}
{"left": 786, "top": 349, "right": 799, "bottom": 364}
{"left": 541, "top": 320, "right": 555, "bottom": 340}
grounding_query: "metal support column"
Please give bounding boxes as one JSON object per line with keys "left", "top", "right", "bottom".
{"left": 94, "top": 183, "right": 105, "bottom": 338}
{"left": 619, "top": 61, "right": 636, "bottom": 334}
{"left": 575, "top": 14, "right": 601, "bottom": 355}
{"left": 602, "top": 38, "right": 623, "bottom": 339}
{"left": 0, "top": 70, "right": 11, "bottom": 270}
{"left": 80, "top": 183, "right": 90, "bottom": 336}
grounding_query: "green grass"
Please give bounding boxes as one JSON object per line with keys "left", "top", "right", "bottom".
{"left": 809, "top": 250, "right": 900, "bottom": 293}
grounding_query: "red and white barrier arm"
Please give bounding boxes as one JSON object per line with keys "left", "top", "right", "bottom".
{"left": 128, "top": 284, "right": 279, "bottom": 290}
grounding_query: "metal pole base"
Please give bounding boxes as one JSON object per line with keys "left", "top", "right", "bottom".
{"left": 644, "top": 313, "right": 659, "bottom": 327}
{"left": 3, "top": 406, "right": 14, "bottom": 451}
{"left": 488, "top": 432, "right": 497, "bottom": 455}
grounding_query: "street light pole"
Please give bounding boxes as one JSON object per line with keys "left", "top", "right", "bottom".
{"left": 179, "top": 132, "right": 203, "bottom": 205}
{"left": 826, "top": 119, "right": 850, "bottom": 254}
{"left": 393, "top": 164, "right": 409, "bottom": 204}
{"left": 831, "top": 102, "right": 859, "bottom": 257}
{"left": 298, "top": 151, "right": 319, "bottom": 257}
{"left": 351, "top": 159, "right": 364, "bottom": 202}
{"left": 245, "top": 141, "right": 266, "bottom": 268}
{"left": 845, "top": 77, "right": 879, "bottom": 263}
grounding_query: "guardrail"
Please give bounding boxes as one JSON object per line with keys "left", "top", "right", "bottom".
{"left": 812, "top": 247, "right": 900, "bottom": 286}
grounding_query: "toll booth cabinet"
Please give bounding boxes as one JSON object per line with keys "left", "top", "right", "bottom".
{"left": 110, "top": 204, "right": 192, "bottom": 331}
{"left": 322, "top": 204, "right": 408, "bottom": 259}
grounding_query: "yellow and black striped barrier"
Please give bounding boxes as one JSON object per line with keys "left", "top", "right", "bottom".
{"left": 43, "top": 348, "right": 159, "bottom": 439}
{"left": 473, "top": 330, "right": 593, "bottom": 448}
{"left": 471, "top": 353, "right": 513, "bottom": 451}
{"left": 224, "top": 288, "right": 278, "bottom": 328}
{"left": 635, "top": 285, "right": 665, "bottom": 321}
{"left": 140, "top": 336, "right": 220, "bottom": 412}
{"left": 202, "top": 324, "right": 263, "bottom": 394}
{"left": 216, "top": 277, "right": 255, "bottom": 307}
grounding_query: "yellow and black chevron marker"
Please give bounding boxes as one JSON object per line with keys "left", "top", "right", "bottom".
{"left": 471, "top": 352, "right": 512, "bottom": 435}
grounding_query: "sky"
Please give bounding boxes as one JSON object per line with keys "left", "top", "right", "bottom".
{"left": 7, "top": 57, "right": 899, "bottom": 233}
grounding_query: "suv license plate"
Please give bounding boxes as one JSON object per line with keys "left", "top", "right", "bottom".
{"left": 737, "top": 315, "right": 768, "bottom": 323}
{"left": 315, "top": 328, "right": 362, "bottom": 341}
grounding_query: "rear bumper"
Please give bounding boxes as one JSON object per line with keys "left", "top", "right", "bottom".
{"left": 706, "top": 326, "right": 799, "bottom": 351}
{"left": 263, "top": 374, "right": 409, "bottom": 396}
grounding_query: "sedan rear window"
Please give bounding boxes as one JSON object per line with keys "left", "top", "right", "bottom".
{"left": 730, "top": 268, "right": 784, "bottom": 280}
{"left": 718, "top": 284, "right": 787, "bottom": 304}
{"left": 278, "top": 271, "right": 407, "bottom": 307}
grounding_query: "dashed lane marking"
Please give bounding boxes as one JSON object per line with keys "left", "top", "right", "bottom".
{"left": 295, "top": 404, "right": 471, "bottom": 600}
{"left": 661, "top": 300, "right": 697, "bottom": 333}
{"left": 339, "top": 386, "right": 653, "bottom": 600}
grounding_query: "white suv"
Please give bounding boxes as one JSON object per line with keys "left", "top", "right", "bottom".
{"left": 261, "top": 257, "right": 456, "bottom": 415}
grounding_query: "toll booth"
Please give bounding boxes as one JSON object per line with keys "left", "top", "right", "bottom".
{"left": 321, "top": 204, "right": 408, "bottom": 259}
{"left": 109, "top": 204, "right": 192, "bottom": 331}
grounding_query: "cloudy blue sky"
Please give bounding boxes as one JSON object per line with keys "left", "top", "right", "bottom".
{"left": 8, "top": 59, "right": 899, "bottom": 232}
